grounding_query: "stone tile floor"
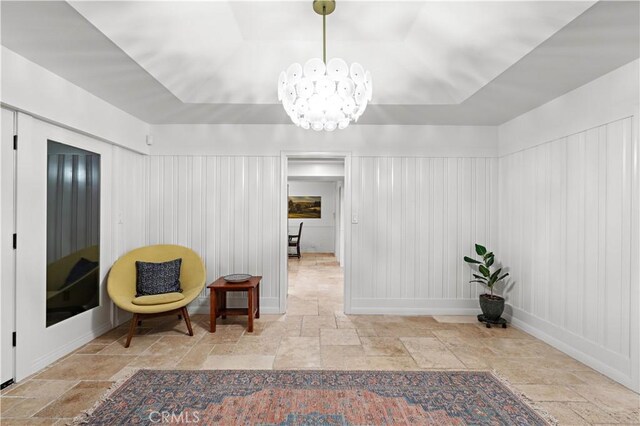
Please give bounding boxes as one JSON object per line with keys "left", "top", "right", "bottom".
{"left": 1, "top": 253, "right": 638, "bottom": 425}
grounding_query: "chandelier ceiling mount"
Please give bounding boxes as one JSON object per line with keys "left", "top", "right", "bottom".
{"left": 312, "top": 0, "right": 336, "bottom": 18}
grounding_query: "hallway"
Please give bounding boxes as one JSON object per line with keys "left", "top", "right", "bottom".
{"left": 287, "top": 253, "right": 343, "bottom": 316}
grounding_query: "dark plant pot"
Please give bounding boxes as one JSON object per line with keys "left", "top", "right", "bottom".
{"left": 479, "top": 294, "right": 505, "bottom": 321}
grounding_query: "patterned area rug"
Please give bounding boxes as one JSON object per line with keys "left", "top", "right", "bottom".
{"left": 80, "top": 370, "right": 550, "bottom": 425}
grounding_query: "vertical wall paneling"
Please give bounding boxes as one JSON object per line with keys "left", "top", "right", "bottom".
{"left": 109, "top": 145, "right": 149, "bottom": 327}
{"left": 152, "top": 154, "right": 496, "bottom": 315}
{"left": 147, "top": 156, "right": 281, "bottom": 312}
{"left": 630, "top": 112, "right": 640, "bottom": 391}
{"left": 349, "top": 156, "right": 498, "bottom": 313}
{"left": 112, "top": 146, "right": 148, "bottom": 259}
{"left": 498, "top": 116, "right": 638, "bottom": 391}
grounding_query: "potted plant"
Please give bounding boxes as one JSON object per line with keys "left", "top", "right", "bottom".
{"left": 463, "top": 244, "right": 509, "bottom": 322}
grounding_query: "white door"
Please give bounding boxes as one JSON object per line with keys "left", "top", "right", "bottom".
{"left": 1, "top": 108, "right": 16, "bottom": 387}
{"left": 15, "top": 115, "right": 113, "bottom": 380}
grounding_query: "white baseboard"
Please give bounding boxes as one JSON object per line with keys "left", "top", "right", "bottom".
{"left": 505, "top": 306, "right": 638, "bottom": 393}
{"left": 27, "top": 321, "right": 113, "bottom": 380}
{"left": 349, "top": 298, "right": 481, "bottom": 316}
{"left": 349, "top": 307, "right": 481, "bottom": 315}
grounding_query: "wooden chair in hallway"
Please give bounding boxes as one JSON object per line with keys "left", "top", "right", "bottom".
{"left": 288, "top": 222, "right": 303, "bottom": 258}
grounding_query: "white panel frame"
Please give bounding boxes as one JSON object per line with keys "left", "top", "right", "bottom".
{"left": 15, "top": 113, "right": 114, "bottom": 380}
{"left": 280, "top": 151, "right": 352, "bottom": 314}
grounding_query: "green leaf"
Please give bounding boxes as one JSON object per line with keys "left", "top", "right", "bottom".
{"left": 472, "top": 274, "right": 487, "bottom": 281}
{"left": 483, "top": 252, "right": 494, "bottom": 260}
{"left": 475, "top": 244, "right": 487, "bottom": 256}
{"left": 490, "top": 268, "right": 502, "bottom": 280}
{"left": 479, "top": 265, "right": 490, "bottom": 277}
{"left": 497, "top": 273, "right": 510, "bottom": 282}
{"left": 463, "top": 256, "right": 481, "bottom": 265}
{"left": 469, "top": 280, "right": 487, "bottom": 285}
{"left": 486, "top": 256, "right": 495, "bottom": 267}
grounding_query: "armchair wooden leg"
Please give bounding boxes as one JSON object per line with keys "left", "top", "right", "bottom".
{"left": 126, "top": 313, "right": 138, "bottom": 348}
{"left": 182, "top": 307, "right": 194, "bottom": 336}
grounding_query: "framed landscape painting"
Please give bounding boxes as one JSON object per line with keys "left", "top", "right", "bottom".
{"left": 288, "top": 196, "right": 321, "bottom": 219}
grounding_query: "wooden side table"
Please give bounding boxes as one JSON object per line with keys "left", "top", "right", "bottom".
{"left": 208, "top": 276, "right": 261, "bottom": 333}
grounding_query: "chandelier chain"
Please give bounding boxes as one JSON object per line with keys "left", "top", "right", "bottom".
{"left": 323, "top": 6, "right": 326, "bottom": 63}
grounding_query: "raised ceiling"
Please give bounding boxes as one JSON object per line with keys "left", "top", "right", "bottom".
{"left": 1, "top": 1, "right": 639, "bottom": 125}
{"left": 69, "top": 1, "right": 592, "bottom": 105}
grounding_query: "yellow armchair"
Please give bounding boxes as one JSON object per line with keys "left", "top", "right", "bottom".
{"left": 108, "top": 244, "right": 206, "bottom": 347}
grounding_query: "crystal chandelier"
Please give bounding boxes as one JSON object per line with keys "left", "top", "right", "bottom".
{"left": 277, "top": 0, "right": 372, "bottom": 131}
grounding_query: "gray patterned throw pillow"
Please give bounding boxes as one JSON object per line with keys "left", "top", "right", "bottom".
{"left": 135, "top": 258, "right": 182, "bottom": 297}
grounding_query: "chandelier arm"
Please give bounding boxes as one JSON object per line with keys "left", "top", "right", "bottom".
{"left": 322, "top": 5, "right": 326, "bottom": 63}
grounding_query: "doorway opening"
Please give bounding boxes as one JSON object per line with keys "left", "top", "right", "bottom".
{"left": 280, "top": 153, "right": 350, "bottom": 315}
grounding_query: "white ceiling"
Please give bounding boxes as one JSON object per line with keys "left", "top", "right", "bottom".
{"left": 68, "top": 1, "right": 594, "bottom": 105}
{"left": 1, "top": 1, "right": 638, "bottom": 125}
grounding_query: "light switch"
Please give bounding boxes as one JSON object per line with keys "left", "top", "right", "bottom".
{"left": 352, "top": 214, "right": 359, "bottom": 224}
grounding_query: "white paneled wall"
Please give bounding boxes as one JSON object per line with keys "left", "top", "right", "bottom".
{"left": 350, "top": 157, "right": 498, "bottom": 313}
{"left": 499, "top": 117, "right": 638, "bottom": 389}
{"left": 146, "top": 156, "right": 281, "bottom": 312}
{"left": 144, "top": 155, "right": 498, "bottom": 315}
{"left": 112, "top": 146, "right": 148, "bottom": 258}
{"left": 110, "top": 146, "right": 150, "bottom": 326}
